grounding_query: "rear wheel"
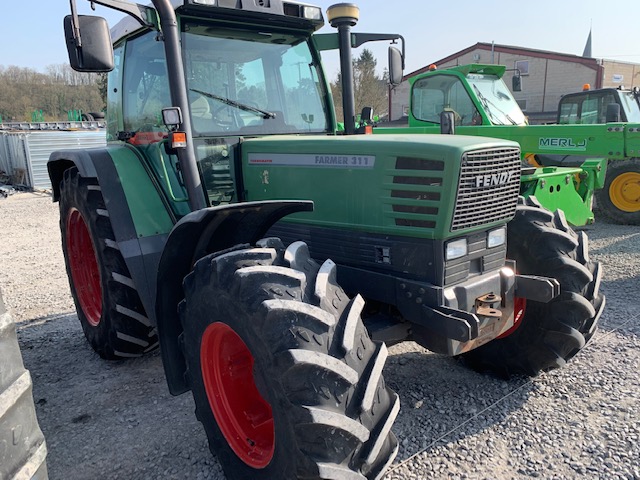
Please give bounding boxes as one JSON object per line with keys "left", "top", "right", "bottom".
{"left": 180, "top": 239, "right": 399, "bottom": 480}
{"left": 595, "top": 158, "right": 640, "bottom": 225}
{"left": 59, "top": 167, "right": 158, "bottom": 359}
{"left": 462, "top": 196, "right": 605, "bottom": 377}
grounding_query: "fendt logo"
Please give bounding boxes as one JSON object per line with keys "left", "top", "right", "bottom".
{"left": 475, "top": 171, "right": 516, "bottom": 188}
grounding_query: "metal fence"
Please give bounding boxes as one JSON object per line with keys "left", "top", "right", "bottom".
{"left": 0, "top": 130, "right": 107, "bottom": 191}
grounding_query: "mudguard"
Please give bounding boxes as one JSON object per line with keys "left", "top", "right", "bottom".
{"left": 49, "top": 146, "right": 313, "bottom": 394}
{"left": 48, "top": 149, "right": 100, "bottom": 201}
{"left": 156, "top": 200, "right": 313, "bottom": 395}
{"left": 48, "top": 146, "right": 173, "bottom": 319}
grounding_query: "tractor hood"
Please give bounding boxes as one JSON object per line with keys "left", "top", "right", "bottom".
{"left": 240, "top": 134, "right": 522, "bottom": 240}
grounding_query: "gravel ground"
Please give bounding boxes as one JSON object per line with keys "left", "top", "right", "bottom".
{"left": 1, "top": 191, "right": 639, "bottom": 480}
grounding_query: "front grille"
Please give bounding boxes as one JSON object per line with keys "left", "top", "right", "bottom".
{"left": 390, "top": 156, "right": 445, "bottom": 230}
{"left": 451, "top": 147, "right": 521, "bottom": 231}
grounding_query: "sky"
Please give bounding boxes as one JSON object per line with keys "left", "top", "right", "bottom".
{"left": 2, "top": 1, "right": 638, "bottom": 81}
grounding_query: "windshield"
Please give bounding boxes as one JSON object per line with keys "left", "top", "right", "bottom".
{"left": 466, "top": 74, "right": 526, "bottom": 125}
{"left": 182, "top": 23, "right": 330, "bottom": 136}
{"left": 620, "top": 92, "right": 640, "bottom": 123}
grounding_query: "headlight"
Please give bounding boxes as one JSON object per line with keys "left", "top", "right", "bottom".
{"left": 162, "top": 107, "right": 182, "bottom": 128}
{"left": 487, "top": 227, "right": 506, "bottom": 248}
{"left": 302, "top": 6, "right": 322, "bottom": 20}
{"left": 446, "top": 238, "right": 467, "bottom": 260}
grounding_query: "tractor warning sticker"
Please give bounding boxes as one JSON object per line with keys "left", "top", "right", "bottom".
{"left": 248, "top": 153, "right": 375, "bottom": 168}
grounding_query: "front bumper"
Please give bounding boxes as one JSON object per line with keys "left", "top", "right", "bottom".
{"left": 399, "top": 261, "right": 560, "bottom": 355}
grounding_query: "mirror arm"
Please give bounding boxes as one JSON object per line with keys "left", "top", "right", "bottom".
{"left": 351, "top": 33, "right": 405, "bottom": 69}
{"left": 86, "top": 0, "right": 155, "bottom": 27}
{"left": 69, "top": 0, "right": 83, "bottom": 47}
{"left": 505, "top": 67, "right": 521, "bottom": 77}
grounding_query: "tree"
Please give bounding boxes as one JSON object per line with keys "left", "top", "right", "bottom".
{"left": 330, "top": 48, "right": 389, "bottom": 124}
{"left": 97, "top": 73, "right": 109, "bottom": 107}
{"left": 0, "top": 64, "right": 103, "bottom": 121}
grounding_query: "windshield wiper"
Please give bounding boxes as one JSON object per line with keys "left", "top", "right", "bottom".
{"left": 190, "top": 88, "right": 276, "bottom": 119}
{"left": 472, "top": 85, "right": 517, "bottom": 125}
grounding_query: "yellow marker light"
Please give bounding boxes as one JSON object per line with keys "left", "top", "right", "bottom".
{"left": 582, "top": 83, "right": 591, "bottom": 91}
{"left": 326, "top": 3, "right": 360, "bottom": 25}
{"left": 171, "top": 132, "right": 187, "bottom": 149}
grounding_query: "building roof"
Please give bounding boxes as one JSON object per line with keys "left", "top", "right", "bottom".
{"left": 404, "top": 42, "right": 602, "bottom": 81}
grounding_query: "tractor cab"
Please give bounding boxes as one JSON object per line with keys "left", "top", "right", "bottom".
{"left": 558, "top": 86, "right": 640, "bottom": 124}
{"left": 108, "top": 13, "right": 334, "bottom": 212}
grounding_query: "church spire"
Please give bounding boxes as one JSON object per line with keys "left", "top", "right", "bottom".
{"left": 582, "top": 24, "right": 593, "bottom": 58}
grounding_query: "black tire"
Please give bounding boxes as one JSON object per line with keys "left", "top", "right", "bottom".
{"left": 0, "top": 289, "right": 48, "bottom": 479}
{"left": 180, "top": 239, "right": 399, "bottom": 480}
{"left": 461, "top": 196, "right": 605, "bottom": 377}
{"left": 595, "top": 158, "right": 640, "bottom": 225}
{"left": 59, "top": 167, "right": 158, "bottom": 359}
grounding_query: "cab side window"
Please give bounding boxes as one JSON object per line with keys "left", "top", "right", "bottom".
{"left": 412, "top": 77, "right": 480, "bottom": 125}
{"left": 122, "top": 33, "right": 170, "bottom": 132}
{"left": 447, "top": 81, "right": 481, "bottom": 126}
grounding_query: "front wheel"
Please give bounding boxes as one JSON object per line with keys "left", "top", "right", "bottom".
{"left": 180, "top": 240, "right": 399, "bottom": 479}
{"left": 59, "top": 167, "right": 158, "bottom": 359}
{"left": 595, "top": 158, "right": 640, "bottom": 225}
{"left": 461, "top": 197, "right": 605, "bottom": 377}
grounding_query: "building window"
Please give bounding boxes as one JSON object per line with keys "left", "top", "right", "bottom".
{"left": 516, "top": 99, "right": 527, "bottom": 111}
{"left": 515, "top": 60, "right": 529, "bottom": 76}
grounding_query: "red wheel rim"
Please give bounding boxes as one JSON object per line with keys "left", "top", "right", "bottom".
{"left": 201, "top": 322, "right": 274, "bottom": 468}
{"left": 498, "top": 296, "right": 527, "bottom": 339}
{"left": 66, "top": 208, "right": 102, "bottom": 327}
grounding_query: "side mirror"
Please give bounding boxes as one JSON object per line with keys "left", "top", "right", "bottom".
{"left": 606, "top": 103, "right": 621, "bottom": 123}
{"left": 359, "top": 107, "right": 373, "bottom": 126}
{"left": 440, "top": 111, "right": 455, "bottom": 135}
{"left": 512, "top": 74, "right": 522, "bottom": 92}
{"left": 64, "top": 15, "right": 114, "bottom": 72}
{"left": 389, "top": 46, "right": 404, "bottom": 86}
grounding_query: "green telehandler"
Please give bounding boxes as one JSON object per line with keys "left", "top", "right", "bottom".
{"left": 376, "top": 63, "right": 640, "bottom": 226}
{"left": 48, "top": 2, "right": 604, "bottom": 479}
{"left": 554, "top": 85, "right": 640, "bottom": 223}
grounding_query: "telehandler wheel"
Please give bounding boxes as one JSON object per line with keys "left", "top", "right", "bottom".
{"left": 595, "top": 158, "right": 640, "bottom": 225}
{"left": 462, "top": 196, "right": 605, "bottom": 377}
{"left": 59, "top": 167, "right": 158, "bottom": 359}
{"left": 180, "top": 240, "right": 399, "bottom": 480}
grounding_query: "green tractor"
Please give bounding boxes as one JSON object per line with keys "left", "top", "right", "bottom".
{"left": 377, "top": 63, "right": 640, "bottom": 225}
{"left": 48, "top": 2, "right": 604, "bottom": 479}
{"left": 555, "top": 85, "right": 640, "bottom": 223}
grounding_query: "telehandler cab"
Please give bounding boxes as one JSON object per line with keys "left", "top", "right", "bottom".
{"left": 49, "top": 2, "right": 604, "bottom": 478}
